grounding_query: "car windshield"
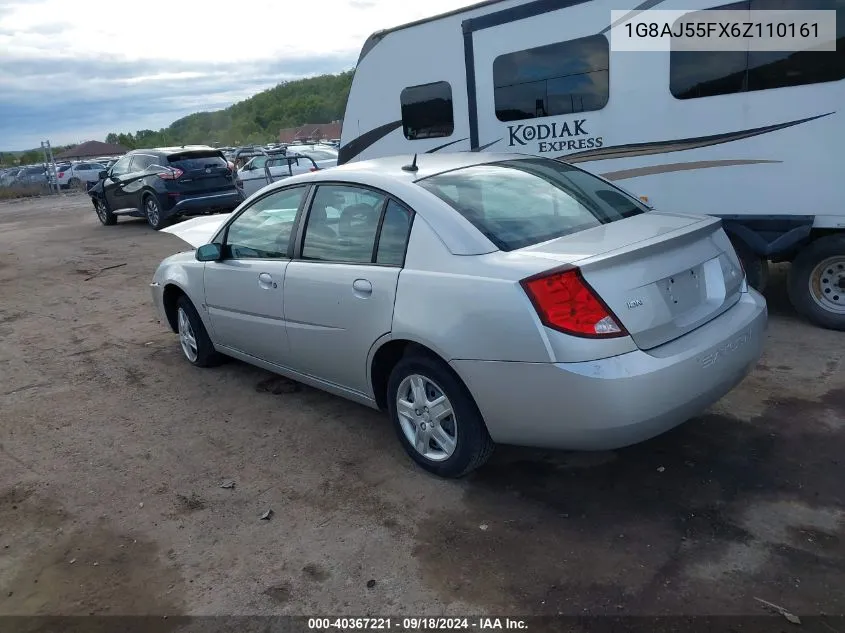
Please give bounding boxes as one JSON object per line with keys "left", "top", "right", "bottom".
{"left": 416, "top": 158, "right": 648, "bottom": 251}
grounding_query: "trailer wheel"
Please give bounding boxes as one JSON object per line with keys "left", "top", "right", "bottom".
{"left": 787, "top": 234, "right": 845, "bottom": 331}
{"left": 733, "top": 241, "right": 769, "bottom": 293}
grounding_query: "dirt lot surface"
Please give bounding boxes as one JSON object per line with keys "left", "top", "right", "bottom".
{"left": 0, "top": 193, "right": 843, "bottom": 619}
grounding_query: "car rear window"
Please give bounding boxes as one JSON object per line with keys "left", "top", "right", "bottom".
{"left": 167, "top": 151, "right": 228, "bottom": 169}
{"left": 416, "top": 158, "right": 647, "bottom": 251}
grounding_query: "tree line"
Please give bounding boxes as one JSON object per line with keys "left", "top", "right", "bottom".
{"left": 3, "top": 70, "right": 354, "bottom": 166}
{"left": 106, "top": 70, "right": 354, "bottom": 150}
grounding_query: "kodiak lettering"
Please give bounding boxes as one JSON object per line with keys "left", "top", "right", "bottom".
{"left": 507, "top": 119, "right": 588, "bottom": 146}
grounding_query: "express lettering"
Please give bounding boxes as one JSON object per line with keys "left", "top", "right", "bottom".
{"left": 538, "top": 137, "right": 604, "bottom": 152}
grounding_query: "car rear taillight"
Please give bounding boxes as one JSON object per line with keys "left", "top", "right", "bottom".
{"left": 58, "top": 172, "right": 65, "bottom": 178}
{"left": 521, "top": 267, "right": 627, "bottom": 338}
{"left": 309, "top": 167, "right": 319, "bottom": 172}
{"left": 156, "top": 167, "right": 184, "bottom": 180}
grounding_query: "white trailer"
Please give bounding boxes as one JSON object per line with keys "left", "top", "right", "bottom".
{"left": 339, "top": 0, "right": 845, "bottom": 330}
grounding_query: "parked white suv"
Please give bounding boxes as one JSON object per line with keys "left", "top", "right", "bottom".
{"left": 57, "top": 161, "right": 107, "bottom": 189}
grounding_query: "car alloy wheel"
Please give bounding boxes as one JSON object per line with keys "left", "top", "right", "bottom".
{"left": 146, "top": 197, "right": 161, "bottom": 227}
{"left": 177, "top": 306, "right": 199, "bottom": 363}
{"left": 395, "top": 373, "right": 458, "bottom": 461}
{"left": 94, "top": 199, "right": 107, "bottom": 223}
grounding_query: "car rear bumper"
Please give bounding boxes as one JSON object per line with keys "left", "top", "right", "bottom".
{"left": 163, "top": 190, "right": 243, "bottom": 217}
{"left": 451, "top": 288, "right": 768, "bottom": 450}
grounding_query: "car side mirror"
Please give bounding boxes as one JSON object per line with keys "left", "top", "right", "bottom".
{"left": 196, "top": 243, "right": 222, "bottom": 262}
{"left": 98, "top": 170, "right": 108, "bottom": 180}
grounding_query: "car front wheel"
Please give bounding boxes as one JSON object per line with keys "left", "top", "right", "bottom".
{"left": 176, "top": 296, "right": 221, "bottom": 367}
{"left": 387, "top": 352, "right": 494, "bottom": 478}
{"left": 93, "top": 197, "right": 116, "bottom": 226}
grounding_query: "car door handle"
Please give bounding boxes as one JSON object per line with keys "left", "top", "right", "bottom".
{"left": 352, "top": 278, "right": 372, "bottom": 297}
{"left": 258, "top": 272, "right": 277, "bottom": 289}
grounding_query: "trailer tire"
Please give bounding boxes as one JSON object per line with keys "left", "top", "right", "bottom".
{"left": 787, "top": 234, "right": 845, "bottom": 331}
{"left": 733, "top": 241, "right": 769, "bottom": 293}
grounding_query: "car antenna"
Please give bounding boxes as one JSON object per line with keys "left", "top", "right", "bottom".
{"left": 401, "top": 154, "right": 418, "bottom": 173}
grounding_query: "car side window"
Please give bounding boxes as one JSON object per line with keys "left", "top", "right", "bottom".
{"left": 301, "top": 185, "right": 386, "bottom": 263}
{"left": 376, "top": 200, "right": 413, "bottom": 266}
{"left": 224, "top": 186, "right": 307, "bottom": 260}
{"left": 110, "top": 156, "right": 132, "bottom": 176}
{"left": 130, "top": 156, "right": 154, "bottom": 171}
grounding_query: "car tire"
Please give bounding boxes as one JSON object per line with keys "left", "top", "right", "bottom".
{"left": 68, "top": 177, "right": 81, "bottom": 189}
{"left": 144, "top": 194, "right": 168, "bottom": 230}
{"left": 176, "top": 296, "right": 222, "bottom": 367}
{"left": 386, "top": 351, "right": 494, "bottom": 478}
{"left": 93, "top": 196, "right": 116, "bottom": 226}
{"left": 787, "top": 234, "right": 845, "bottom": 331}
{"left": 732, "top": 240, "right": 769, "bottom": 293}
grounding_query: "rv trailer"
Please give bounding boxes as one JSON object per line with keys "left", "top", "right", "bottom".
{"left": 339, "top": 0, "right": 845, "bottom": 330}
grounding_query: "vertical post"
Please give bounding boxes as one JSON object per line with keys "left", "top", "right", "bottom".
{"left": 45, "top": 140, "right": 59, "bottom": 194}
{"left": 40, "top": 140, "right": 59, "bottom": 194}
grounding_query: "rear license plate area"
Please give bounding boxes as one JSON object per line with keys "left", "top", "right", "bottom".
{"left": 661, "top": 266, "right": 703, "bottom": 310}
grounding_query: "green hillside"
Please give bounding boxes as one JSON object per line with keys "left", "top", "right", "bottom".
{"left": 105, "top": 70, "right": 354, "bottom": 150}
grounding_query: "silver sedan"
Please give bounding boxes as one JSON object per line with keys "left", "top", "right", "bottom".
{"left": 151, "top": 153, "right": 768, "bottom": 478}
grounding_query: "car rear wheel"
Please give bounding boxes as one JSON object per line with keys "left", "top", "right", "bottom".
{"left": 144, "top": 195, "right": 168, "bottom": 230}
{"left": 68, "top": 177, "right": 82, "bottom": 189}
{"left": 93, "top": 197, "right": 116, "bottom": 226}
{"left": 788, "top": 234, "right": 845, "bottom": 331}
{"left": 176, "top": 296, "right": 221, "bottom": 367}
{"left": 387, "top": 352, "right": 494, "bottom": 478}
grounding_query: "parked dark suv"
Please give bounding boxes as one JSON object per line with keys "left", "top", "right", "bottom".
{"left": 88, "top": 146, "right": 243, "bottom": 230}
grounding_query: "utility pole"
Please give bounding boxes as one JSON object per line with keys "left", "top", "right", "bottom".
{"left": 40, "top": 140, "right": 59, "bottom": 194}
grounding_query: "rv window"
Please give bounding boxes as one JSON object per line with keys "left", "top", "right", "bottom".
{"left": 400, "top": 82, "right": 455, "bottom": 140}
{"left": 493, "top": 35, "right": 609, "bottom": 122}
{"left": 417, "top": 158, "right": 647, "bottom": 252}
{"left": 670, "top": 0, "right": 845, "bottom": 99}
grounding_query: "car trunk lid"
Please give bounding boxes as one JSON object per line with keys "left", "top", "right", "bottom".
{"left": 166, "top": 151, "right": 234, "bottom": 193}
{"left": 159, "top": 213, "right": 232, "bottom": 247}
{"left": 519, "top": 212, "right": 744, "bottom": 350}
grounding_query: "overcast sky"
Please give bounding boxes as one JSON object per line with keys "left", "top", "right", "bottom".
{"left": 0, "top": 0, "right": 479, "bottom": 150}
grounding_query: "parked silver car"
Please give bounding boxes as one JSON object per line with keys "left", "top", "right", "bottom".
{"left": 151, "top": 153, "right": 768, "bottom": 477}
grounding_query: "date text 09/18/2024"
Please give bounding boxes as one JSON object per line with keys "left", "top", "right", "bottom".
{"left": 307, "top": 618, "right": 528, "bottom": 630}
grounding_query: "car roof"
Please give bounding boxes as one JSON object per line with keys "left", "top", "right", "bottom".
{"left": 130, "top": 146, "right": 220, "bottom": 156}
{"left": 334, "top": 151, "right": 533, "bottom": 181}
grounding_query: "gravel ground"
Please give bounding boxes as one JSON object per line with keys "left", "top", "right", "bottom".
{"left": 0, "top": 193, "right": 842, "bottom": 619}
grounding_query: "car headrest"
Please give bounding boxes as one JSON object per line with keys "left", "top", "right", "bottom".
{"left": 339, "top": 203, "right": 377, "bottom": 235}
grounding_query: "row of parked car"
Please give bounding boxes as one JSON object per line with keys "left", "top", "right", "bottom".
{"left": 0, "top": 156, "right": 120, "bottom": 191}
{"left": 87, "top": 143, "right": 339, "bottom": 229}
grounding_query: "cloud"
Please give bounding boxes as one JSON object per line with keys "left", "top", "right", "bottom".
{"left": 0, "top": 0, "right": 480, "bottom": 149}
